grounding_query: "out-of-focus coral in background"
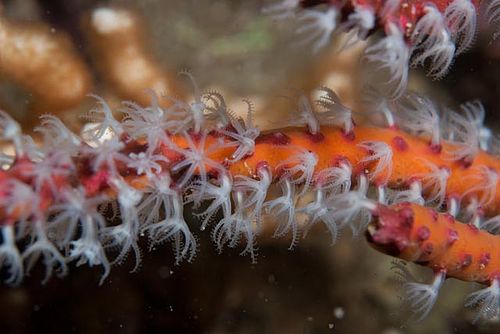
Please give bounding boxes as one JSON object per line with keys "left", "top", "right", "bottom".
{"left": 0, "top": 0, "right": 498, "bottom": 333}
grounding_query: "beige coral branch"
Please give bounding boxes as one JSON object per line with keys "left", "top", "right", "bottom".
{"left": 0, "top": 15, "right": 91, "bottom": 112}
{"left": 84, "top": 7, "right": 183, "bottom": 106}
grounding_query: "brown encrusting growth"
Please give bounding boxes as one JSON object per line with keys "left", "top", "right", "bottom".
{"left": 84, "top": 7, "right": 183, "bottom": 107}
{"left": 0, "top": 15, "right": 91, "bottom": 112}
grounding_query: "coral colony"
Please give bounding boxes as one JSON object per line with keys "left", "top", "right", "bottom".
{"left": 0, "top": 0, "right": 499, "bottom": 324}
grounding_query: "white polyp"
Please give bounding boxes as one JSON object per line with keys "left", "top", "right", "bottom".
{"left": 85, "top": 133, "right": 127, "bottom": 176}
{"left": 295, "top": 8, "right": 339, "bottom": 53}
{"left": 261, "top": 0, "right": 300, "bottom": 20}
{"left": 361, "top": 85, "right": 396, "bottom": 128}
{"left": 448, "top": 197, "right": 460, "bottom": 217}
{"left": 410, "top": 4, "right": 456, "bottom": 79}
{"left": 380, "top": 0, "right": 399, "bottom": 18}
{"left": 188, "top": 173, "right": 233, "bottom": 230}
{"left": 0, "top": 225, "right": 23, "bottom": 285}
{"left": 480, "top": 215, "right": 500, "bottom": 235}
{"left": 465, "top": 278, "right": 500, "bottom": 323}
{"left": 83, "top": 95, "right": 124, "bottom": 140}
{"left": 101, "top": 179, "right": 143, "bottom": 271}
{"left": 463, "top": 198, "right": 482, "bottom": 227}
{"left": 171, "top": 132, "right": 225, "bottom": 189}
{"left": 264, "top": 179, "right": 299, "bottom": 248}
{"left": 126, "top": 151, "right": 168, "bottom": 178}
{"left": 395, "top": 92, "right": 441, "bottom": 147}
{"left": 145, "top": 192, "right": 197, "bottom": 264}
{"left": 461, "top": 166, "right": 498, "bottom": 208}
{"left": 22, "top": 219, "right": 68, "bottom": 283}
{"left": 330, "top": 175, "right": 374, "bottom": 236}
{"left": 444, "top": 0, "right": 477, "bottom": 54}
{"left": 339, "top": 5, "right": 375, "bottom": 49}
{"left": 0, "top": 179, "right": 38, "bottom": 222}
{"left": 442, "top": 107, "right": 480, "bottom": 162}
{"left": 0, "top": 110, "right": 24, "bottom": 156}
{"left": 48, "top": 187, "right": 109, "bottom": 248}
{"left": 377, "top": 186, "right": 386, "bottom": 204}
{"left": 69, "top": 214, "right": 110, "bottom": 285}
{"left": 203, "top": 91, "right": 236, "bottom": 128}
{"left": 233, "top": 167, "right": 272, "bottom": 227}
{"left": 299, "top": 188, "right": 339, "bottom": 244}
{"left": 179, "top": 71, "right": 207, "bottom": 134}
{"left": 23, "top": 150, "right": 74, "bottom": 195}
{"left": 313, "top": 163, "right": 352, "bottom": 196}
{"left": 363, "top": 23, "right": 410, "bottom": 99}
{"left": 404, "top": 271, "right": 446, "bottom": 321}
{"left": 315, "top": 87, "right": 354, "bottom": 133}
{"left": 460, "top": 100, "right": 491, "bottom": 151}
{"left": 137, "top": 174, "right": 177, "bottom": 227}
{"left": 221, "top": 100, "right": 260, "bottom": 162}
{"left": 359, "top": 141, "right": 393, "bottom": 185}
{"left": 391, "top": 181, "right": 425, "bottom": 206}
{"left": 415, "top": 160, "right": 450, "bottom": 208}
{"left": 288, "top": 95, "right": 320, "bottom": 135}
{"left": 277, "top": 147, "right": 318, "bottom": 193}
{"left": 35, "top": 114, "right": 82, "bottom": 156}
{"left": 212, "top": 190, "right": 257, "bottom": 262}
{"left": 121, "top": 91, "right": 188, "bottom": 149}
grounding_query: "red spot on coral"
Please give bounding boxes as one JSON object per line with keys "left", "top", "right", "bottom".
{"left": 446, "top": 229, "right": 459, "bottom": 246}
{"left": 460, "top": 254, "right": 473, "bottom": 268}
{"left": 428, "top": 208, "right": 438, "bottom": 222}
{"left": 256, "top": 132, "right": 291, "bottom": 145}
{"left": 422, "top": 243, "right": 434, "bottom": 256}
{"left": 307, "top": 131, "right": 325, "bottom": 143}
{"left": 341, "top": 129, "right": 355, "bottom": 141}
{"left": 458, "top": 156, "right": 474, "bottom": 169}
{"left": 467, "top": 223, "right": 480, "bottom": 234}
{"left": 479, "top": 253, "right": 491, "bottom": 268}
{"left": 188, "top": 130, "right": 203, "bottom": 142}
{"left": 392, "top": 136, "right": 408, "bottom": 151}
{"left": 331, "top": 155, "right": 349, "bottom": 168}
{"left": 429, "top": 143, "right": 442, "bottom": 154}
{"left": 443, "top": 213, "right": 455, "bottom": 224}
{"left": 417, "top": 226, "right": 431, "bottom": 241}
{"left": 82, "top": 170, "right": 109, "bottom": 195}
{"left": 256, "top": 161, "right": 270, "bottom": 171}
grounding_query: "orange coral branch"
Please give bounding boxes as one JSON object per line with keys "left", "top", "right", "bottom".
{"left": 368, "top": 202, "right": 500, "bottom": 284}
